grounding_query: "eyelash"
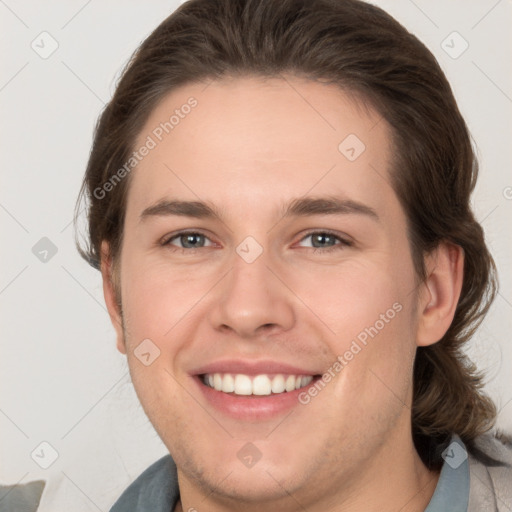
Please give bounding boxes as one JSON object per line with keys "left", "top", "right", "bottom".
{"left": 161, "top": 230, "right": 352, "bottom": 254}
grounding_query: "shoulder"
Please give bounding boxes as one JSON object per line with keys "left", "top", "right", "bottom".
{"left": 0, "top": 480, "right": 45, "bottom": 512}
{"left": 110, "top": 455, "right": 179, "bottom": 512}
{"left": 467, "top": 430, "right": 512, "bottom": 512}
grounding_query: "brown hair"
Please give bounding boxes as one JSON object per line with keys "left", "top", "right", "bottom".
{"left": 76, "top": 0, "right": 498, "bottom": 468}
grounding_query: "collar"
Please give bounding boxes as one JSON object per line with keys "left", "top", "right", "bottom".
{"left": 424, "top": 434, "right": 469, "bottom": 512}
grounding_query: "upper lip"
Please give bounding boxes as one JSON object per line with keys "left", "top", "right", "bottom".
{"left": 191, "top": 359, "right": 320, "bottom": 376}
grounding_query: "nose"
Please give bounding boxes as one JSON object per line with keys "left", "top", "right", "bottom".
{"left": 208, "top": 249, "right": 296, "bottom": 339}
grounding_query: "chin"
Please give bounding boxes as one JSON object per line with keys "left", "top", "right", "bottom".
{"left": 197, "top": 467, "right": 304, "bottom": 505}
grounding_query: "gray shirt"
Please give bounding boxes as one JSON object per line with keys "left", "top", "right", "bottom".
{"left": 110, "top": 432, "right": 512, "bottom": 511}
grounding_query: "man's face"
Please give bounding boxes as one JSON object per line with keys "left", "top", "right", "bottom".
{"left": 112, "top": 76, "right": 423, "bottom": 504}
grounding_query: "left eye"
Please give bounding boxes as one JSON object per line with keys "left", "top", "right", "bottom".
{"left": 163, "top": 232, "right": 213, "bottom": 249}
{"left": 297, "top": 231, "right": 349, "bottom": 250}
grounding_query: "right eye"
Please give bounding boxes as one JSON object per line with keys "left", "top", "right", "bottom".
{"left": 161, "top": 231, "right": 215, "bottom": 251}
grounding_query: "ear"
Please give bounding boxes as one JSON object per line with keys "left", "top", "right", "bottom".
{"left": 416, "top": 241, "right": 464, "bottom": 347}
{"left": 100, "top": 241, "right": 126, "bottom": 354}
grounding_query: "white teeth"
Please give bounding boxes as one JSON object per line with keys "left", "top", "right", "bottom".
{"left": 285, "top": 375, "right": 296, "bottom": 392}
{"left": 213, "top": 373, "right": 223, "bottom": 391}
{"left": 253, "top": 375, "right": 272, "bottom": 396}
{"left": 203, "top": 373, "right": 314, "bottom": 396}
{"left": 234, "top": 374, "right": 252, "bottom": 395}
{"left": 221, "top": 374, "right": 234, "bottom": 393}
{"left": 302, "top": 376, "right": 313, "bottom": 387}
{"left": 271, "top": 375, "right": 285, "bottom": 394}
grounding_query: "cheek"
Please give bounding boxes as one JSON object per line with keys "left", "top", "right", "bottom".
{"left": 119, "top": 262, "right": 192, "bottom": 424}
{"left": 292, "top": 257, "right": 413, "bottom": 343}
{"left": 296, "top": 256, "right": 417, "bottom": 398}
{"left": 120, "top": 257, "right": 202, "bottom": 345}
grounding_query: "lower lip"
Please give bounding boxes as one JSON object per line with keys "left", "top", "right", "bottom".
{"left": 193, "top": 376, "right": 319, "bottom": 421}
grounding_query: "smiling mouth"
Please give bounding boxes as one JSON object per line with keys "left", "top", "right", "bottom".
{"left": 201, "top": 373, "right": 318, "bottom": 396}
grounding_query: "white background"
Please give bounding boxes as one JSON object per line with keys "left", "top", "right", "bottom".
{"left": 1, "top": 0, "right": 511, "bottom": 510}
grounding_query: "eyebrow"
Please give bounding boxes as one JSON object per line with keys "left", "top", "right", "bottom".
{"left": 284, "top": 196, "right": 379, "bottom": 221}
{"left": 139, "top": 196, "right": 379, "bottom": 222}
{"left": 140, "top": 199, "right": 221, "bottom": 221}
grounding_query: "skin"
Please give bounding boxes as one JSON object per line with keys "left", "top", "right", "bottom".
{"left": 101, "top": 75, "right": 464, "bottom": 512}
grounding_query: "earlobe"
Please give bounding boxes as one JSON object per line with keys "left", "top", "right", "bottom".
{"left": 416, "top": 242, "right": 464, "bottom": 347}
{"left": 100, "top": 241, "right": 126, "bottom": 354}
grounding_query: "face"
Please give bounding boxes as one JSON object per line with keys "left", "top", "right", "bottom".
{"left": 109, "top": 76, "right": 426, "bottom": 506}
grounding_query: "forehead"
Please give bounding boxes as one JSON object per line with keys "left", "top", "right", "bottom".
{"left": 127, "top": 75, "right": 397, "bottom": 221}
